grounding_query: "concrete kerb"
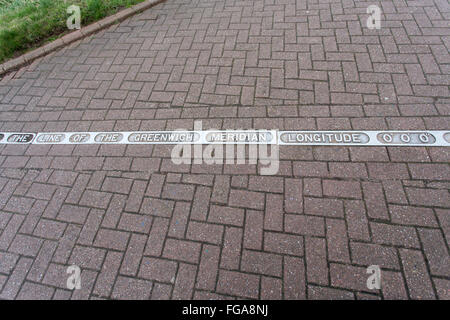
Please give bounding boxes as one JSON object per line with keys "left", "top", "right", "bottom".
{"left": 0, "top": 0, "right": 166, "bottom": 77}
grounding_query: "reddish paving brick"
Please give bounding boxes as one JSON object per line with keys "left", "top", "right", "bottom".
{"left": 243, "top": 210, "right": 264, "bottom": 250}
{"left": 293, "top": 161, "right": 329, "bottom": 177}
{"left": 308, "top": 286, "right": 354, "bottom": 300}
{"left": 284, "top": 178, "right": 303, "bottom": 213}
{"left": 217, "top": 270, "right": 259, "bottom": 299}
{"left": 186, "top": 221, "right": 224, "bottom": 245}
{"left": 190, "top": 186, "right": 211, "bottom": 221}
{"left": 389, "top": 205, "right": 438, "bottom": 227}
{"left": 139, "top": 257, "right": 177, "bottom": 283}
{"left": 26, "top": 183, "right": 56, "bottom": 200}
{"left": 165, "top": 201, "right": 187, "bottom": 235}
{"left": 433, "top": 279, "right": 450, "bottom": 300}
{"left": 101, "top": 177, "right": 133, "bottom": 194}
{"left": 390, "top": 147, "right": 431, "bottom": 163}
{"left": 93, "top": 251, "right": 123, "bottom": 297}
{"left": 20, "top": 199, "right": 46, "bottom": 234}
{"left": 409, "top": 164, "right": 450, "bottom": 181}
{"left": 405, "top": 187, "right": 449, "bottom": 207}
{"left": 102, "top": 158, "right": 131, "bottom": 171}
{"left": 417, "top": 228, "right": 450, "bottom": 278}
{"left": 350, "top": 242, "right": 400, "bottom": 270}
{"left": 131, "top": 158, "right": 160, "bottom": 172}
{"left": 264, "top": 194, "right": 283, "bottom": 231}
{"left": 182, "top": 174, "right": 214, "bottom": 186}
{"left": 284, "top": 256, "right": 306, "bottom": 299}
{"left": 211, "top": 175, "right": 230, "bottom": 204}
{"left": 344, "top": 200, "right": 370, "bottom": 241}
{"left": 229, "top": 189, "right": 265, "bottom": 210}
{"left": 69, "top": 246, "right": 106, "bottom": 270}
{"left": 0, "top": 257, "right": 33, "bottom": 299}
{"left": 53, "top": 225, "right": 81, "bottom": 264}
{"left": 151, "top": 283, "right": 172, "bottom": 300}
{"left": 120, "top": 233, "right": 147, "bottom": 276}
{"left": 162, "top": 239, "right": 201, "bottom": 264}
{"left": 4, "top": 196, "right": 34, "bottom": 214}
{"left": 17, "top": 282, "right": 54, "bottom": 300}
{"left": 382, "top": 271, "right": 408, "bottom": 300}
{"left": 356, "top": 292, "right": 380, "bottom": 300}
{"left": 362, "top": 182, "right": 389, "bottom": 220}
{"left": 241, "top": 250, "right": 283, "bottom": 277}
{"left": 125, "top": 180, "right": 147, "bottom": 212}
{"left": 314, "top": 147, "right": 349, "bottom": 161}
{"left": 323, "top": 180, "right": 362, "bottom": 199}
{"left": 9, "top": 234, "right": 43, "bottom": 257}
{"left": 303, "top": 178, "right": 322, "bottom": 197}
{"left": 162, "top": 183, "right": 195, "bottom": 201}
{"left": 264, "top": 232, "right": 303, "bottom": 256}
{"left": 57, "top": 204, "right": 89, "bottom": 224}
{"left": 118, "top": 213, "right": 152, "bottom": 234}
{"left": 140, "top": 198, "right": 175, "bottom": 217}
{"left": 79, "top": 190, "right": 112, "bottom": 209}
{"left": 145, "top": 174, "right": 165, "bottom": 197}
{"left": 330, "top": 264, "right": 375, "bottom": 293}
{"left": 0, "top": 211, "right": 11, "bottom": 229}
{"left": 368, "top": 163, "right": 410, "bottom": 180}
{"left": 71, "top": 269, "right": 98, "bottom": 300}
{"left": 329, "top": 163, "right": 368, "bottom": 178}
{"left": 371, "top": 222, "right": 420, "bottom": 249}
{"left": 94, "top": 229, "right": 129, "bottom": 251}
{"left": 75, "top": 157, "right": 104, "bottom": 171}
{"left": 208, "top": 205, "right": 244, "bottom": 227}
{"left": 101, "top": 194, "right": 127, "bottom": 229}
{"left": 399, "top": 249, "right": 436, "bottom": 299}
{"left": 172, "top": 263, "right": 197, "bottom": 300}
{"left": 435, "top": 208, "right": 450, "bottom": 246}
{"left": 284, "top": 214, "right": 325, "bottom": 237}
{"left": 43, "top": 187, "right": 69, "bottom": 219}
{"left": 64, "top": 174, "right": 89, "bottom": 204}
{"left": 111, "top": 277, "right": 152, "bottom": 300}
{"left": 304, "top": 197, "right": 344, "bottom": 218}
{"left": 382, "top": 180, "right": 409, "bottom": 204}
{"left": 192, "top": 291, "right": 233, "bottom": 300}
{"left": 326, "top": 218, "right": 350, "bottom": 263}
{"left": 220, "top": 227, "right": 242, "bottom": 270}
{"left": 349, "top": 147, "right": 389, "bottom": 162}
{"left": 34, "top": 219, "right": 66, "bottom": 240}
{"left": 144, "top": 217, "right": 169, "bottom": 257}
{"left": 248, "top": 176, "right": 283, "bottom": 193}
{"left": 0, "top": 252, "right": 19, "bottom": 274}
{"left": 196, "top": 245, "right": 220, "bottom": 291}
{"left": 261, "top": 277, "right": 282, "bottom": 300}
{"left": 305, "top": 237, "right": 329, "bottom": 286}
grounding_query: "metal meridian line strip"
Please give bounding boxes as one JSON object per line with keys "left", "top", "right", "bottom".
{"left": 0, "top": 131, "right": 449, "bottom": 147}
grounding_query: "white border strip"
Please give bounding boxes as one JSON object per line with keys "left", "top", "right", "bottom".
{"left": 0, "top": 131, "right": 449, "bottom": 147}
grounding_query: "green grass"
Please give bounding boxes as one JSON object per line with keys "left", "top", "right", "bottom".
{"left": 0, "top": 0, "right": 146, "bottom": 63}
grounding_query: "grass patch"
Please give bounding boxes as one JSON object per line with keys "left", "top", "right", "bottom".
{"left": 0, "top": 0, "right": 147, "bottom": 64}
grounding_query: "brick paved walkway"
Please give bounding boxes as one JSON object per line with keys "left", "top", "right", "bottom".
{"left": 0, "top": 0, "right": 449, "bottom": 300}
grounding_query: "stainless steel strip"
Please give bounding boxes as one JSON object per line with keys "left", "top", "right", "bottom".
{"left": 0, "top": 131, "right": 448, "bottom": 146}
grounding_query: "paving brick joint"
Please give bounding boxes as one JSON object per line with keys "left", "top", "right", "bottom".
{"left": 0, "top": 0, "right": 449, "bottom": 300}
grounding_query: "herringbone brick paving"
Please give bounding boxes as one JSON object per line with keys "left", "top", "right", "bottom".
{"left": 0, "top": 0, "right": 449, "bottom": 299}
